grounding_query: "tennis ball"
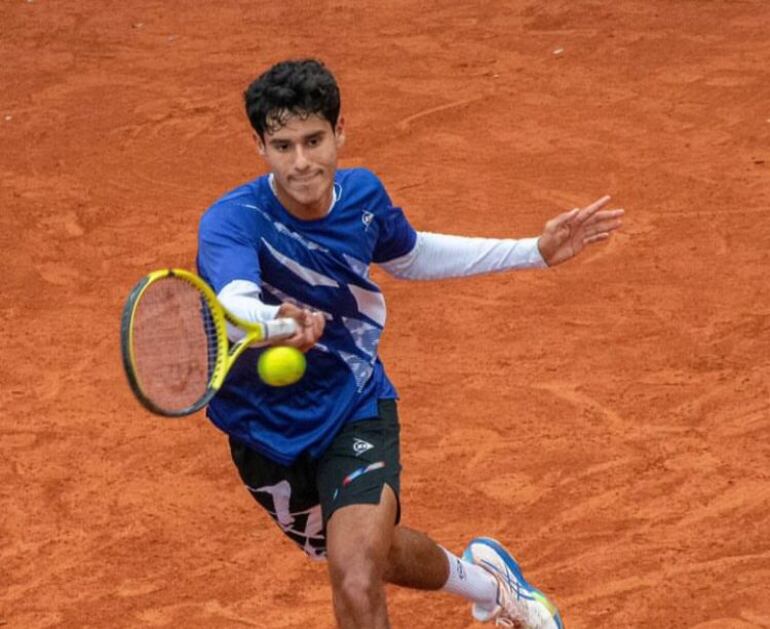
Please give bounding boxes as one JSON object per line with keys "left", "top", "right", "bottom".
{"left": 257, "top": 346, "right": 306, "bottom": 387}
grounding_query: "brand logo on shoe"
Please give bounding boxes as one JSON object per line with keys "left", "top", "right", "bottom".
{"left": 456, "top": 559, "right": 466, "bottom": 580}
{"left": 353, "top": 438, "right": 374, "bottom": 455}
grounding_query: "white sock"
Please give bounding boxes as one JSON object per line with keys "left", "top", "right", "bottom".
{"left": 440, "top": 547, "right": 498, "bottom": 611}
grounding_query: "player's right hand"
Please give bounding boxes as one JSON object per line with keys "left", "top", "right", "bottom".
{"left": 276, "top": 302, "right": 325, "bottom": 353}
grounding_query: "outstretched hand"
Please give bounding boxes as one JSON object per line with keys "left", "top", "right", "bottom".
{"left": 537, "top": 195, "right": 624, "bottom": 266}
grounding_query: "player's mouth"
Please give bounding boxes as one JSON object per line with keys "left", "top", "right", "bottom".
{"left": 291, "top": 172, "right": 322, "bottom": 184}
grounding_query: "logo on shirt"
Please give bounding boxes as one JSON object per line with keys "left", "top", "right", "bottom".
{"left": 361, "top": 211, "right": 374, "bottom": 229}
{"left": 353, "top": 438, "right": 374, "bottom": 456}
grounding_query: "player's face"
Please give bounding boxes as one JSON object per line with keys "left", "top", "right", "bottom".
{"left": 257, "top": 113, "right": 345, "bottom": 220}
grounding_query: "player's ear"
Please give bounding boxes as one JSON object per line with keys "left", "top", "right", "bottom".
{"left": 335, "top": 116, "right": 346, "bottom": 149}
{"left": 253, "top": 131, "right": 266, "bottom": 156}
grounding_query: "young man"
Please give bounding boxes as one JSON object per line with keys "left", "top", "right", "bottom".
{"left": 197, "top": 58, "right": 623, "bottom": 629}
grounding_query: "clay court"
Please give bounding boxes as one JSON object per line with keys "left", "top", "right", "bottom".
{"left": 2, "top": 1, "right": 769, "bottom": 627}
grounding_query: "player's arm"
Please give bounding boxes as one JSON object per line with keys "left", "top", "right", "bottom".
{"left": 217, "top": 280, "right": 324, "bottom": 353}
{"left": 198, "top": 208, "right": 324, "bottom": 352}
{"left": 379, "top": 195, "right": 623, "bottom": 279}
{"left": 380, "top": 232, "right": 545, "bottom": 279}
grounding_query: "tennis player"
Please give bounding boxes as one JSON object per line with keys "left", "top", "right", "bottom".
{"left": 197, "top": 58, "right": 623, "bottom": 629}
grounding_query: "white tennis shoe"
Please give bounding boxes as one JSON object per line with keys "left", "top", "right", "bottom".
{"left": 462, "top": 537, "right": 564, "bottom": 629}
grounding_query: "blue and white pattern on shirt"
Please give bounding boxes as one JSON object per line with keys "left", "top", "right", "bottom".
{"left": 197, "top": 168, "right": 416, "bottom": 466}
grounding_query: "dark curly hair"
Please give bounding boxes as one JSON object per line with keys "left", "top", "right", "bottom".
{"left": 244, "top": 59, "right": 341, "bottom": 139}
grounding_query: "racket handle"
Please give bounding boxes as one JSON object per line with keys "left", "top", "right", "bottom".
{"left": 264, "top": 317, "right": 299, "bottom": 340}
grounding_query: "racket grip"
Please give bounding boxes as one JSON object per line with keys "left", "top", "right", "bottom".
{"left": 264, "top": 317, "right": 299, "bottom": 340}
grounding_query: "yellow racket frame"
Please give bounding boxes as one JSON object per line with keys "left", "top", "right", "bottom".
{"left": 121, "top": 268, "right": 297, "bottom": 416}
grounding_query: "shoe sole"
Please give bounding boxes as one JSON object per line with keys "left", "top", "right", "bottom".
{"left": 464, "top": 537, "right": 564, "bottom": 629}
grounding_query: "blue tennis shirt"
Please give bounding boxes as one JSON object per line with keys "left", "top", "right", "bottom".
{"left": 197, "top": 168, "right": 417, "bottom": 465}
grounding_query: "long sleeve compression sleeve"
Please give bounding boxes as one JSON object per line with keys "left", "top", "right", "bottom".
{"left": 217, "top": 279, "right": 280, "bottom": 342}
{"left": 379, "top": 232, "right": 547, "bottom": 280}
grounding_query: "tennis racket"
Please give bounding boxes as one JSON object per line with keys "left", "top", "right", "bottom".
{"left": 120, "top": 268, "right": 298, "bottom": 417}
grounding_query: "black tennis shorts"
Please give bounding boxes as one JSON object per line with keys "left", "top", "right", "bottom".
{"left": 228, "top": 398, "right": 401, "bottom": 560}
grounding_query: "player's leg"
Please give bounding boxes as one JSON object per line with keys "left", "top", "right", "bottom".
{"left": 324, "top": 489, "right": 508, "bottom": 628}
{"left": 384, "top": 525, "right": 447, "bottom": 588}
{"left": 230, "top": 404, "right": 560, "bottom": 628}
{"left": 325, "top": 484, "right": 398, "bottom": 628}
{"left": 317, "top": 399, "right": 404, "bottom": 627}
{"left": 318, "top": 400, "right": 495, "bottom": 627}
{"left": 316, "top": 397, "right": 561, "bottom": 628}
{"left": 228, "top": 420, "right": 490, "bottom": 626}
{"left": 384, "top": 526, "right": 563, "bottom": 628}
{"left": 385, "top": 525, "right": 507, "bottom": 617}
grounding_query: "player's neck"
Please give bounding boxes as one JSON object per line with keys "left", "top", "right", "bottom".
{"left": 270, "top": 174, "right": 336, "bottom": 221}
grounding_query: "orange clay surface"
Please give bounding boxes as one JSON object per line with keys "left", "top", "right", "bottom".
{"left": 2, "top": 1, "right": 769, "bottom": 627}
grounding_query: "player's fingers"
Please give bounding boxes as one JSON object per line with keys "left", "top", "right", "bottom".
{"left": 293, "top": 311, "right": 324, "bottom": 352}
{"left": 309, "top": 312, "right": 325, "bottom": 339}
{"left": 548, "top": 207, "right": 579, "bottom": 231}
{"left": 276, "top": 302, "right": 306, "bottom": 329}
{"left": 583, "top": 232, "right": 611, "bottom": 245}
{"left": 302, "top": 310, "right": 323, "bottom": 333}
{"left": 586, "top": 216, "right": 623, "bottom": 235}
{"left": 283, "top": 331, "right": 309, "bottom": 350}
{"left": 277, "top": 309, "right": 323, "bottom": 352}
{"left": 296, "top": 331, "right": 316, "bottom": 353}
{"left": 576, "top": 195, "right": 612, "bottom": 223}
{"left": 584, "top": 208, "right": 625, "bottom": 226}
{"left": 297, "top": 340, "right": 314, "bottom": 353}
{"left": 299, "top": 312, "right": 315, "bottom": 339}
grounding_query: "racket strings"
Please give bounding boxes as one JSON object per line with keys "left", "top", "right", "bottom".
{"left": 131, "top": 278, "right": 219, "bottom": 411}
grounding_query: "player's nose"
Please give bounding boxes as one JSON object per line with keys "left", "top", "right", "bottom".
{"left": 294, "top": 146, "right": 310, "bottom": 171}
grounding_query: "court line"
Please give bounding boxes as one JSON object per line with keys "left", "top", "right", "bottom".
{"left": 397, "top": 97, "right": 482, "bottom": 131}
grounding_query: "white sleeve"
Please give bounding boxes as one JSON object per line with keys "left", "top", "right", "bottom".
{"left": 379, "top": 231, "right": 547, "bottom": 280}
{"left": 217, "top": 279, "right": 281, "bottom": 342}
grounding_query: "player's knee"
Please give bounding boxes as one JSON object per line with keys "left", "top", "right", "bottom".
{"left": 334, "top": 568, "right": 380, "bottom": 613}
{"left": 329, "top": 554, "right": 383, "bottom": 612}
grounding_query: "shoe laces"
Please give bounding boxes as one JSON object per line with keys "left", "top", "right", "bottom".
{"left": 493, "top": 575, "right": 530, "bottom": 628}
{"left": 495, "top": 612, "right": 528, "bottom": 628}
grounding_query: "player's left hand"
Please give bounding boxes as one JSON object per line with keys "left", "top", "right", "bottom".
{"left": 537, "top": 195, "right": 624, "bottom": 266}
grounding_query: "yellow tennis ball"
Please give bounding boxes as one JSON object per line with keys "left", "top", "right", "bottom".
{"left": 257, "top": 346, "right": 306, "bottom": 387}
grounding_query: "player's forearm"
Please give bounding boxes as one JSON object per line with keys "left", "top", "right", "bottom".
{"left": 218, "top": 280, "right": 281, "bottom": 341}
{"left": 379, "top": 232, "right": 547, "bottom": 280}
